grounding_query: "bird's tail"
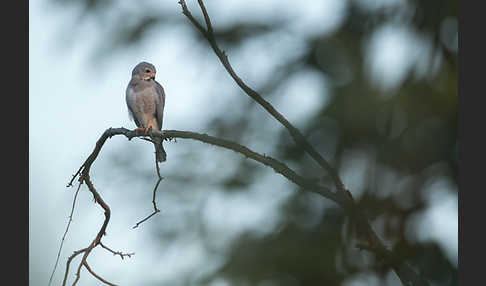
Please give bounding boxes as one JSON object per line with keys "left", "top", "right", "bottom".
{"left": 153, "top": 139, "right": 167, "bottom": 162}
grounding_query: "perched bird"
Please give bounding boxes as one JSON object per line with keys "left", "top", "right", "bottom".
{"left": 126, "top": 61, "right": 167, "bottom": 162}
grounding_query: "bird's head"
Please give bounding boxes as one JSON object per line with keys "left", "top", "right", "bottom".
{"left": 132, "top": 61, "right": 157, "bottom": 81}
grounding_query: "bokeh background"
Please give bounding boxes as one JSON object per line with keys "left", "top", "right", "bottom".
{"left": 29, "top": 0, "right": 458, "bottom": 285}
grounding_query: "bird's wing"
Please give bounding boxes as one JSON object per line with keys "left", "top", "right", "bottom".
{"left": 154, "top": 80, "right": 166, "bottom": 130}
{"left": 126, "top": 79, "right": 143, "bottom": 127}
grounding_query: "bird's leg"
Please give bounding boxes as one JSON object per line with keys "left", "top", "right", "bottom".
{"left": 146, "top": 120, "right": 153, "bottom": 136}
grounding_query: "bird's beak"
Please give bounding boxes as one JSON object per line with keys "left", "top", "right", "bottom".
{"left": 150, "top": 73, "right": 156, "bottom": 79}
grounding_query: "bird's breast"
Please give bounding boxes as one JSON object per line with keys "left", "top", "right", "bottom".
{"left": 133, "top": 87, "right": 157, "bottom": 114}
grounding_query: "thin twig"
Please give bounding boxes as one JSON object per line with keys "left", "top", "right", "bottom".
{"left": 132, "top": 211, "right": 160, "bottom": 229}
{"left": 133, "top": 150, "right": 164, "bottom": 228}
{"left": 99, "top": 242, "right": 135, "bottom": 260}
{"left": 48, "top": 181, "right": 83, "bottom": 286}
{"left": 67, "top": 165, "right": 85, "bottom": 188}
{"left": 154, "top": 160, "right": 163, "bottom": 211}
{"left": 196, "top": 0, "right": 213, "bottom": 33}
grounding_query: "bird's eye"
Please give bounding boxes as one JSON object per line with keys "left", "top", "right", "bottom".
{"left": 145, "top": 69, "right": 151, "bottom": 73}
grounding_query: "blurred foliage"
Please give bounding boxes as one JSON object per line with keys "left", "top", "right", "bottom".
{"left": 51, "top": 0, "right": 457, "bottom": 285}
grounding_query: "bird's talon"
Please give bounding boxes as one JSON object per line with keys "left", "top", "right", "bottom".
{"left": 135, "top": 127, "right": 146, "bottom": 136}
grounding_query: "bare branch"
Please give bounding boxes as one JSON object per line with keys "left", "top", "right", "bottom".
{"left": 177, "top": 0, "right": 345, "bottom": 192}
{"left": 176, "top": 1, "right": 429, "bottom": 285}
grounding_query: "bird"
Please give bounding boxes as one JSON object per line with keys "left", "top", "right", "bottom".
{"left": 126, "top": 61, "right": 167, "bottom": 162}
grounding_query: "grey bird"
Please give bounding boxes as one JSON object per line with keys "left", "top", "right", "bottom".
{"left": 126, "top": 61, "right": 167, "bottom": 162}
